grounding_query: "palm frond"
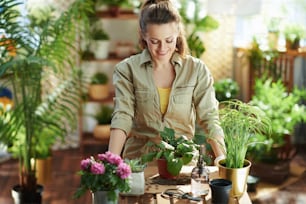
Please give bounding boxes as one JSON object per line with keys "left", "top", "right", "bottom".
{"left": 0, "top": 0, "right": 93, "bottom": 190}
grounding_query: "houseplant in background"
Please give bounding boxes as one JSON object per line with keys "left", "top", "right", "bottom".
{"left": 248, "top": 78, "right": 306, "bottom": 184}
{"left": 283, "top": 23, "right": 306, "bottom": 50}
{"left": 123, "top": 158, "right": 147, "bottom": 196}
{"left": 96, "top": 0, "right": 130, "bottom": 16}
{"left": 178, "top": 0, "right": 219, "bottom": 58}
{"left": 142, "top": 127, "right": 197, "bottom": 179}
{"left": 214, "top": 78, "right": 239, "bottom": 102}
{"left": 74, "top": 151, "right": 131, "bottom": 203}
{"left": 33, "top": 128, "right": 57, "bottom": 186}
{"left": 0, "top": 0, "right": 92, "bottom": 203}
{"left": 214, "top": 100, "right": 271, "bottom": 199}
{"left": 93, "top": 105, "right": 114, "bottom": 140}
{"left": 90, "top": 25, "right": 110, "bottom": 60}
{"left": 89, "top": 72, "right": 110, "bottom": 100}
{"left": 8, "top": 127, "right": 57, "bottom": 186}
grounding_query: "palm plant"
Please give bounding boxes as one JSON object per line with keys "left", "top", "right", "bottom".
{"left": 0, "top": 0, "right": 92, "bottom": 196}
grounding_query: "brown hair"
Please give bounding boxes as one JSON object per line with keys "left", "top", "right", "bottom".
{"left": 138, "top": 0, "right": 189, "bottom": 58}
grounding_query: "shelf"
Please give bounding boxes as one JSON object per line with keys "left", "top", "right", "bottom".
{"left": 96, "top": 10, "right": 138, "bottom": 20}
{"left": 85, "top": 91, "right": 115, "bottom": 103}
{"left": 79, "top": 10, "right": 137, "bottom": 154}
{"left": 82, "top": 52, "right": 137, "bottom": 63}
{"left": 81, "top": 132, "right": 109, "bottom": 145}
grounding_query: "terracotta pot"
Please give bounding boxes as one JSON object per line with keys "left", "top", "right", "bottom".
{"left": 157, "top": 158, "right": 177, "bottom": 179}
{"left": 108, "top": 6, "right": 120, "bottom": 17}
{"left": 93, "top": 124, "right": 110, "bottom": 140}
{"left": 89, "top": 84, "right": 109, "bottom": 100}
{"left": 90, "top": 40, "right": 110, "bottom": 59}
{"left": 286, "top": 39, "right": 300, "bottom": 50}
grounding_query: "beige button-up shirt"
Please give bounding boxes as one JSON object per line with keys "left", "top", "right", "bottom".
{"left": 111, "top": 49, "right": 224, "bottom": 159}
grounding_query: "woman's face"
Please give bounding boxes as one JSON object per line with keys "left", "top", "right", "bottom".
{"left": 143, "top": 22, "right": 178, "bottom": 62}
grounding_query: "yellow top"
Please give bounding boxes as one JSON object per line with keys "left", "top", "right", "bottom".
{"left": 157, "top": 87, "right": 171, "bottom": 114}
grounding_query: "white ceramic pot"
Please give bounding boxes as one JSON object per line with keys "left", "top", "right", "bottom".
{"left": 121, "top": 171, "right": 145, "bottom": 196}
{"left": 91, "top": 40, "right": 110, "bottom": 59}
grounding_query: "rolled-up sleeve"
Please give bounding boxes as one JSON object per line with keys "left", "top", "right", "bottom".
{"left": 111, "top": 61, "right": 135, "bottom": 135}
{"left": 193, "top": 62, "right": 224, "bottom": 138}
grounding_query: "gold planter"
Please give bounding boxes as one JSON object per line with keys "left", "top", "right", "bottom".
{"left": 36, "top": 157, "right": 52, "bottom": 185}
{"left": 218, "top": 159, "right": 251, "bottom": 199}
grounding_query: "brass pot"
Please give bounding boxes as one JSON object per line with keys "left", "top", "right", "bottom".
{"left": 36, "top": 157, "right": 52, "bottom": 185}
{"left": 218, "top": 159, "right": 251, "bottom": 199}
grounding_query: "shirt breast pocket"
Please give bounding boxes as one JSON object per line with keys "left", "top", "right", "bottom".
{"left": 170, "top": 86, "right": 194, "bottom": 121}
{"left": 135, "top": 90, "right": 154, "bottom": 122}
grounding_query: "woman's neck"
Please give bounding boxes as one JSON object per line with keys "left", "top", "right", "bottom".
{"left": 153, "top": 62, "right": 175, "bottom": 88}
{"left": 152, "top": 60, "right": 172, "bottom": 71}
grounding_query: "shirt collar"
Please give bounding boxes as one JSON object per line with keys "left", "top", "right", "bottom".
{"left": 139, "top": 49, "right": 183, "bottom": 68}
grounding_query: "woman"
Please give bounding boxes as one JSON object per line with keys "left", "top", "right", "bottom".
{"left": 108, "top": 0, "right": 225, "bottom": 163}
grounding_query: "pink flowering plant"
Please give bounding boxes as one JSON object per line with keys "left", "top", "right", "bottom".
{"left": 74, "top": 151, "right": 131, "bottom": 201}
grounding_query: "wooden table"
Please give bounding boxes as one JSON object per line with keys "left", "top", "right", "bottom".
{"left": 121, "top": 165, "right": 252, "bottom": 204}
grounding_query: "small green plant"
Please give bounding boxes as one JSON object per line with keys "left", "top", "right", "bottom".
{"left": 248, "top": 37, "right": 282, "bottom": 85}
{"left": 91, "top": 27, "right": 110, "bottom": 41}
{"left": 215, "top": 100, "right": 271, "bottom": 168}
{"left": 142, "top": 127, "right": 197, "bottom": 176}
{"left": 91, "top": 72, "right": 109, "bottom": 85}
{"left": 283, "top": 24, "right": 306, "bottom": 43}
{"left": 96, "top": 0, "right": 129, "bottom": 7}
{"left": 214, "top": 78, "right": 239, "bottom": 102}
{"left": 81, "top": 49, "right": 95, "bottom": 60}
{"left": 94, "top": 105, "right": 113, "bottom": 125}
{"left": 125, "top": 158, "right": 146, "bottom": 173}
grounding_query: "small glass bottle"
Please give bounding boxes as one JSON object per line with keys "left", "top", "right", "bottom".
{"left": 191, "top": 145, "right": 210, "bottom": 197}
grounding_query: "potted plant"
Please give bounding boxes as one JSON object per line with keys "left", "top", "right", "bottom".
{"left": 8, "top": 127, "right": 58, "bottom": 186}
{"left": 90, "top": 26, "right": 110, "bottom": 59}
{"left": 178, "top": 0, "right": 219, "bottom": 57}
{"left": 267, "top": 17, "right": 281, "bottom": 50}
{"left": 96, "top": 0, "right": 130, "bottom": 16}
{"left": 81, "top": 48, "right": 95, "bottom": 61}
{"left": 142, "top": 127, "right": 197, "bottom": 179}
{"left": 283, "top": 24, "right": 306, "bottom": 50}
{"left": 33, "top": 128, "right": 57, "bottom": 185}
{"left": 213, "top": 100, "right": 271, "bottom": 198}
{"left": 0, "top": 0, "right": 92, "bottom": 203}
{"left": 74, "top": 151, "right": 131, "bottom": 203}
{"left": 248, "top": 78, "right": 306, "bottom": 183}
{"left": 214, "top": 78, "right": 239, "bottom": 102}
{"left": 88, "top": 72, "right": 110, "bottom": 100}
{"left": 93, "top": 105, "right": 113, "bottom": 140}
{"left": 123, "top": 158, "right": 146, "bottom": 196}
